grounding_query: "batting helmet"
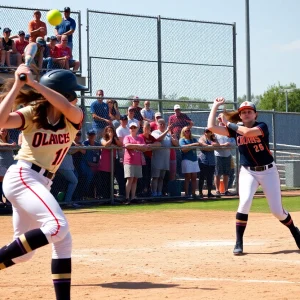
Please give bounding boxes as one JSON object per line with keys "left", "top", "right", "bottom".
{"left": 40, "top": 69, "right": 87, "bottom": 94}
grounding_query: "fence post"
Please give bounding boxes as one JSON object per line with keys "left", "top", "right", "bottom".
{"left": 272, "top": 110, "right": 277, "bottom": 162}
{"left": 110, "top": 148, "right": 115, "bottom": 205}
{"left": 157, "top": 15, "right": 163, "bottom": 114}
{"left": 78, "top": 10, "right": 82, "bottom": 73}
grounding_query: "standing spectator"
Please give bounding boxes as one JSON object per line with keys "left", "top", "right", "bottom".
{"left": 123, "top": 122, "right": 148, "bottom": 204}
{"left": 28, "top": 10, "right": 47, "bottom": 43}
{"left": 214, "top": 115, "right": 236, "bottom": 196}
{"left": 56, "top": 35, "right": 80, "bottom": 71}
{"left": 0, "top": 128, "right": 16, "bottom": 200}
{"left": 151, "top": 119, "right": 178, "bottom": 197}
{"left": 15, "top": 31, "right": 29, "bottom": 58}
{"left": 0, "top": 28, "right": 22, "bottom": 71}
{"left": 179, "top": 126, "right": 200, "bottom": 199}
{"left": 82, "top": 130, "right": 101, "bottom": 198}
{"left": 150, "top": 112, "right": 162, "bottom": 132}
{"left": 139, "top": 121, "right": 161, "bottom": 196}
{"left": 198, "top": 128, "right": 220, "bottom": 198}
{"left": 115, "top": 115, "right": 130, "bottom": 198}
{"left": 131, "top": 96, "right": 143, "bottom": 132}
{"left": 90, "top": 89, "right": 110, "bottom": 141}
{"left": 57, "top": 153, "right": 79, "bottom": 208}
{"left": 168, "top": 104, "right": 194, "bottom": 138}
{"left": 100, "top": 126, "right": 122, "bottom": 199}
{"left": 55, "top": 7, "right": 76, "bottom": 50}
{"left": 107, "top": 99, "right": 120, "bottom": 128}
{"left": 141, "top": 101, "right": 155, "bottom": 122}
{"left": 127, "top": 106, "right": 140, "bottom": 129}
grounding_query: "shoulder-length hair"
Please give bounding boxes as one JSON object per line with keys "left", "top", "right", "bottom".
{"left": 180, "top": 126, "right": 194, "bottom": 140}
{"left": 102, "top": 125, "right": 117, "bottom": 142}
{"left": 0, "top": 128, "right": 10, "bottom": 143}
{"left": 0, "top": 78, "right": 50, "bottom": 129}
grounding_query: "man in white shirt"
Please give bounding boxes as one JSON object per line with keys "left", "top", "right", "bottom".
{"left": 141, "top": 101, "right": 155, "bottom": 122}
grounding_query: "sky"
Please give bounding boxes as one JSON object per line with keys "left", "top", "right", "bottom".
{"left": 3, "top": 0, "right": 300, "bottom": 97}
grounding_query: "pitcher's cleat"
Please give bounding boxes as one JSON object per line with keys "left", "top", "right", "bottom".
{"left": 233, "top": 241, "right": 243, "bottom": 255}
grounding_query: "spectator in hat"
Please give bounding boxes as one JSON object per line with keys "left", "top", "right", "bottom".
{"left": 141, "top": 101, "right": 155, "bottom": 122}
{"left": 150, "top": 112, "right": 162, "bottom": 132}
{"left": 90, "top": 89, "right": 110, "bottom": 141}
{"left": 168, "top": 104, "right": 194, "bottom": 138}
{"left": 0, "top": 28, "right": 22, "bottom": 71}
{"left": 55, "top": 7, "right": 76, "bottom": 50}
{"left": 25, "top": 34, "right": 30, "bottom": 42}
{"left": 56, "top": 34, "right": 80, "bottom": 71}
{"left": 15, "top": 31, "right": 29, "bottom": 58}
{"left": 115, "top": 115, "right": 130, "bottom": 198}
{"left": 28, "top": 10, "right": 47, "bottom": 42}
{"left": 48, "top": 36, "right": 65, "bottom": 69}
{"left": 127, "top": 106, "right": 140, "bottom": 129}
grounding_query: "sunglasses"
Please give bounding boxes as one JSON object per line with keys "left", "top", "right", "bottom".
{"left": 130, "top": 127, "right": 137, "bottom": 129}
{"left": 185, "top": 130, "right": 191, "bottom": 132}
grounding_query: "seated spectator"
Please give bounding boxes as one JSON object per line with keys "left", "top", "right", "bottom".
{"left": 141, "top": 101, "right": 155, "bottom": 122}
{"left": 150, "top": 112, "right": 162, "bottom": 132}
{"left": 35, "top": 37, "right": 53, "bottom": 73}
{"left": 48, "top": 36, "right": 65, "bottom": 69}
{"left": 99, "top": 126, "right": 122, "bottom": 199}
{"left": 56, "top": 34, "right": 80, "bottom": 71}
{"left": 0, "top": 128, "right": 16, "bottom": 200}
{"left": 28, "top": 10, "right": 47, "bottom": 42}
{"left": 115, "top": 115, "right": 130, "bottom": 198}
{"left": 15, "top": 31, "right": 29, "bottom": 60}
{"left": 25, "top": 34, "right": 30, "bottom": 42}
{"left": 107, "top": 99, "right": 120, "bottom": 128}
{"left": 127, "top": 106, "right": 140, "bottom": 129}
{"left": 179, "top": 126, "right": 200, "bottom": 199}
{"left": 0, "top": 28, "right": 22, "bottom": 71}
{"left": 151, "top": 119, "right": 178, "bottom": 197}
{"left": 82, "top": 129, "right": 101, "bottom": 198}
{"left": 123, "top": 122, "right": 148, "bottom": 204}
{"left": 138, "top": 121, "right": 161, "bottom": 197}
{"left": 198, "top": 129, "right": 220, "bottom": 198}
{"left": 57, "top": 153, "right": 79, "bottom": 208}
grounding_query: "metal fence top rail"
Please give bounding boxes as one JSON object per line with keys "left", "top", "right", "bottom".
{"left": 87, "top": 9, "right": 235, "bottom": 26}
{"left": 0, "top": 4, "right": 80, "bottom": 13}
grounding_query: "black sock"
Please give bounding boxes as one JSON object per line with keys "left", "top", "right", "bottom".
{"left": 52, "top": 258, "right": 71, "bottom": 300}
{"left": 236, "top": 212, "right": 248, "bottom": 243}
{"left": 0, "top": 228, "right": 48, "bottom": 263}
{"left": 0, "top": 259, "right": 15, "bottom": 270}
{"left": 280, "top": 213, "right": 298, "bottom": 236}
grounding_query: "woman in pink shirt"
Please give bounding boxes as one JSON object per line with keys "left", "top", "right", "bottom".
{"left": 123, "top": 122, "right": 148, "bottom": 204}
{"left": 99, "top": 126, "right": 122, "bottom": 199}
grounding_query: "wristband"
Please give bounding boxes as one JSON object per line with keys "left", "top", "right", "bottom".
{"left": 227, "top": 122, "right": 239, "bottom": 132}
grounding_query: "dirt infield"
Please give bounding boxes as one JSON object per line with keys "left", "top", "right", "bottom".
{"left": 1, "top": 209, "right": 300, "bottom": 300}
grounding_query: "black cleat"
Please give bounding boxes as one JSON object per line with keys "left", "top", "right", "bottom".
{"left": 233, "top": 241, "right": 243, "bottom": 255}
{"left": 292, "top": 227, "right": 300, "bottom": 249}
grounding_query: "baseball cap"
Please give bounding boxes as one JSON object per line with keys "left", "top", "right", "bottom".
{"left": 64, "top": 7, "right": 71, "bottom": 12}
{"left": 133, "top": 96, "right": 139, "bottom": 101}
{"left": 129, "top": 122, "right": 138, "bottom": 128}
{"left": 36, "top": 37, "right": 46, "bottom": 46}
{"left": 25, "top": 34, "right": 30, "bottom": 40}
{"left": 128, "top": 106, "right": 135, "bottom": 112}
{"left": 120, "top": 115, "right": 128, "bottom": 120}
{"left": 174, "top": 104, "right": 180, "bottom": 111}
{"left": 238, "top": 101, "right": 256, "bottom": 112}
{"left": 87, "top": 129, "right": 96, "bottom": 135}
{"left": 50, "top": 35, "right": 58, "bottom": 41}
{"left": 155, "top": 112, "right": 162, "bottom": 118}
{"left": 18, "top": 30, "right": 25, "bottom": 36}
{"left": 3, "top": 28, "right": 11, "bottom": 33}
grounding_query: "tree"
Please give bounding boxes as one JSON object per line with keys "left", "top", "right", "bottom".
{"left": 258, "top": 83, "right": 300, "bottom": 112}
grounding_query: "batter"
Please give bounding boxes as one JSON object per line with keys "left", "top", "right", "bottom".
{"left": 0, "top": 65, "right": 86, "bottom": 299}
{"left": 207, "top": 98, "right": 300, "bottom": 255}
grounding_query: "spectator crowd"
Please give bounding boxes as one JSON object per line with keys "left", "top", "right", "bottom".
{"left": 0, "top": 7, "right": 79, "bottom": 74}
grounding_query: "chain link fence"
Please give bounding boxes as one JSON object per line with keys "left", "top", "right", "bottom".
{"left": 0, "top": 5, "right": 82, "bottom": 71}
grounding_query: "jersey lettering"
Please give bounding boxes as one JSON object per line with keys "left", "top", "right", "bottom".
{"left": 32, "top": 132, "right": 70, "bottom": 147}
{"left": 236, "top": 136, "right": 261, "bottom": 146}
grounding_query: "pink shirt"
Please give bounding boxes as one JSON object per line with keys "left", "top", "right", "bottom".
{"left": 123, "top": 135, "right": 145, "bottom": 165}
{"left": 98, "top": 148, "right": 116, "bottom": 172}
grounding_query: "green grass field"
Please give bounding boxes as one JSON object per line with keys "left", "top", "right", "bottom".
{"left": 82, "top": 196, "right": 300, "bottom": 214}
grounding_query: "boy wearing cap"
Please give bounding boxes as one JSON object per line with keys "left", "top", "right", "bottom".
{"left": 0, "top": 28, "right": 22, "bottom": 70}
{"left": 28, "top": 10, "right": 47, "bottom": 43}
{"left": 15, "top": 31, "right": 29, "bottom": 57}
{"left": 48, "top": 36, "right": 66, "bottom": 69}
{"left": 55, "top": 7, "right": 76, "bottom": 50}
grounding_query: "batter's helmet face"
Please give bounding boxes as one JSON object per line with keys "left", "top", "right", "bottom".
{"left": 238, "top": 101, "right": 256, "bottom": 112}
{"left": 40, "top": 70, "right": 88, "bottom": 96}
